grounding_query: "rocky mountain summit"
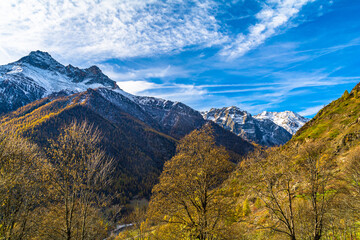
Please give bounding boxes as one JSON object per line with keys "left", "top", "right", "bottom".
{"left": 202, "top": 106, "right": 308, "bottom": 146}
{"left": 255, "top": 110, "right": 309, "bottom": 135}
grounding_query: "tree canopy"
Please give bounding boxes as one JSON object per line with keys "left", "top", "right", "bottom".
{"left": 148, "top": 125, "right": 234, "bottom": 240}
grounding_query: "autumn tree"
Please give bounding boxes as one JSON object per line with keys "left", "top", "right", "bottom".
{"left": 344, "top": 147, "right": 360, "bottom": 217}
{"left": 0, "top": 126, "right": 47, "bottom": 239}
{"left": 240, "top": 142, "right": 340, "bottom": 240}
{"left": 148, "top": 125, "right": 234, "bottom": 240}
{"left": 327, "top": 146, "right": 360, "bottom": 238}
{"left": 296, "top": 143, "right": 338, "bottom": 240}
{"left": 240, "top": 149, "right": 298, "bottom": 240}
{"left": 40, "top": 121, "right": 113, "bottom": 240}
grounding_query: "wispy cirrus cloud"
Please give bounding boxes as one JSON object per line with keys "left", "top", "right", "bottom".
{"left": 117, "top": 81, "right": 160, "bottom": 94}
{"left": 220, "top": 0, "right": 314, "bottom": 59}
{"left": 101, "top": 64, "right": 190, "bottom": 82}
{"left": 298, "top": 105, "right": 325, "bottom": 116}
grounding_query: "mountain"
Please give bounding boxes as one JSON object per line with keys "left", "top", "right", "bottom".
{"left": 0, "top": 51, "right": 254, "bottom": 202}
{"left": 202, "top": 106, "right": 293, "bottom": 146}
{"left": 132, "top": 96, "right": 206, "bottom": 139}
{"left": 0, "top": 50, "right": 118, "bottom": 115}
{"left": 292, "top": 88, "right": 360, "bottom": 151}
{"left": 254, "top": 111, "right": 309, "bottom": 135}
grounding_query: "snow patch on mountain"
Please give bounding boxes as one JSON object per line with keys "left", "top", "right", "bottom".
{"left": 6, "top": 66, "right": 23, "bottom": 74}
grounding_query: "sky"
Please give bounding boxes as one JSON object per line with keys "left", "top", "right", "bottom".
{"left": 1, "top": 0, "right": 360, "bottom": 117}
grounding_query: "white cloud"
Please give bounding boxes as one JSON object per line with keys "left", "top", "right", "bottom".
{"left": 117, "top": 80, "right": 283, "bottom": 99}
{"left": 298, "top": 105, "right": 324, "bottom": 116}
{"left": 117, "top": 81, "right": 158, "bottom": 95}
{"left": 116, "top": 80, "right": 208, "bottom": 105}
{"left": 0, "top": 0, "right": 226, "bottom": 65}
{"left": 220, "top": 0, "right": 314, "bottom": 59}
{"left": 101, "top": 65, "right": 190, "bottom": 81}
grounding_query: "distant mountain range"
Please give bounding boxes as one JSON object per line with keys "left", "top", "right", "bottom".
{"left": 202, "top": 107, "right": 309, "bottom": 146}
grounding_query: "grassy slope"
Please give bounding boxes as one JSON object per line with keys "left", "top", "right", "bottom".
{"left": 291, "top": 85, "right": 360, "bottom": 157}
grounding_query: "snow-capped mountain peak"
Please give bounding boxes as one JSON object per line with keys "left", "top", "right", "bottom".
{"left": 202, "top": 107, "right": 292, "bottom": 146}
{"left": 0, "top": 51, "right": 119, "bottom": 114}
{"left": 254, "top": 111, "right": 309, "bottom": 135}
{"left": 17, "top": 50, "right": 63, "bottom": 70}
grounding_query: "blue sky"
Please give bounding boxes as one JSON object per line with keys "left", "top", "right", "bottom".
{"left": 1, "top": 0, "right": 360, "bottom": 117}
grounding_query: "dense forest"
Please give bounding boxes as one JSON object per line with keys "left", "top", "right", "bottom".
{"left": 2, "top": 87, "right": 360, "bottom": 240}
